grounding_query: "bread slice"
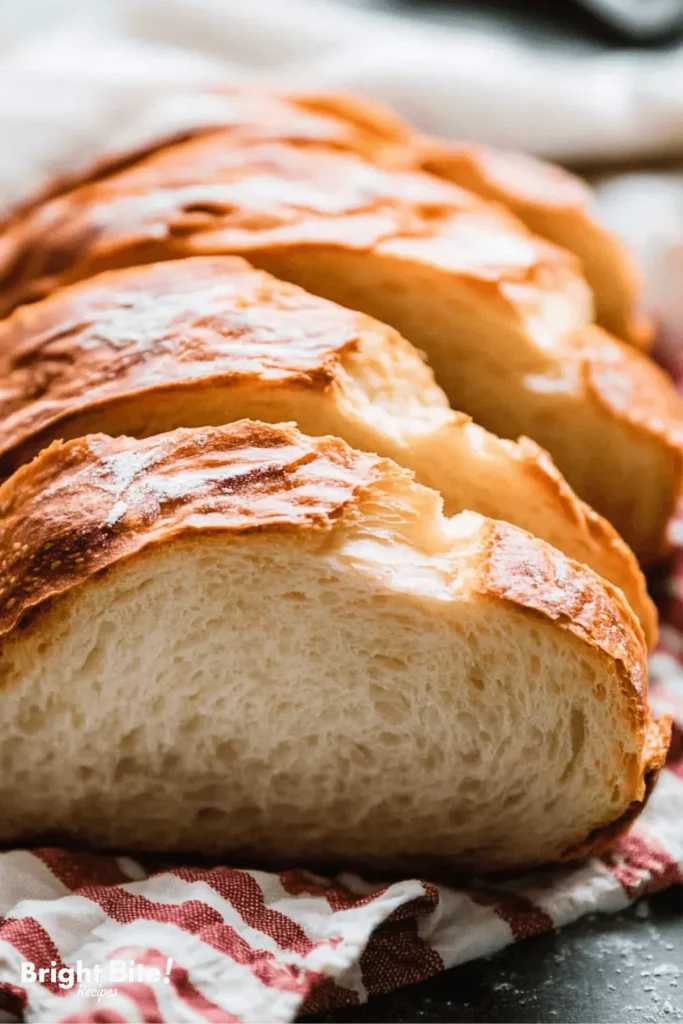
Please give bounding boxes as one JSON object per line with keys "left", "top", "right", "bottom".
{"left": 0, "top": 420, "right": 669, "bottom": 873}
{"left": 0, "top": 255, "right": 655, "bottom": 642}
{"left": 0, "top": 128, "right": 593, "bottom": 324}
{"left": 0, "top": 134, "right": 679, "bottom": 560}
{"left": 283, "top": 91, "right": 649, "bottom": 347}
{"left": 414, "top": 143, "right": 648, "bottom": 348}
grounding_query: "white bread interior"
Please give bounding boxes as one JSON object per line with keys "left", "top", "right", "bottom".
{"left": 0, "top": 422, "right": 667, "bottom": 873}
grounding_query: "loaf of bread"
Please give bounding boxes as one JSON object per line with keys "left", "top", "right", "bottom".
{"left": 0, "top": 255, "right": 654, "bottom": 640}
{"left": 0, "top": 120, "right": 679, "bottom": 559}
{"left": 0, "top": 419, "right": 669, "bottom": 872}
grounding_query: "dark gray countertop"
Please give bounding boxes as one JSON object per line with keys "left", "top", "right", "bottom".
{"left": 307, "top": 886, "right": 683, "bottom": 1023}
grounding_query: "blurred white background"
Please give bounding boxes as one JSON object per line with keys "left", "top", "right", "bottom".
{"left": 3, "top": 0, "right": 683, "bottom": 167}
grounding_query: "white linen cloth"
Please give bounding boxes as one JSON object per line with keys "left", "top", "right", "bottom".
{"left": 2, "top": 0, "right": 683, "bottom": 193}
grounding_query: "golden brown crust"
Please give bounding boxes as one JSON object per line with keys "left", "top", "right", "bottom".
{"left": 0, "top": 422, "right": 383, "bottom": 642}
{"left": 512, "top": 436, "right": 658, "bottom": 645}
{"left": 577, "top": 326, "right": 683, "bottom": 449}
{"left": 289, "top": 89, "right": 416, "bottom": 163}
{"left": 0, "top": 255, "right": 369, "bottom": 473}
{"left": 481, "top": 517, "right": 667, "bottom": 852}
{"left": 0, "top": 132, "right": 581, "bottom": 319}
{"left": 0, "top": 86, "right": 416, "bottom": 230}
{"left": 482, "top": 518, "right": 648, "bottom": 707}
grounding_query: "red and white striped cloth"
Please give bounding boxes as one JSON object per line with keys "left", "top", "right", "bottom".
{"left": 0, "top": 560, "right": 682, "bottom": 1022}
{"left": 0, "top": 752, "right": 682, "bottom": 1022}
